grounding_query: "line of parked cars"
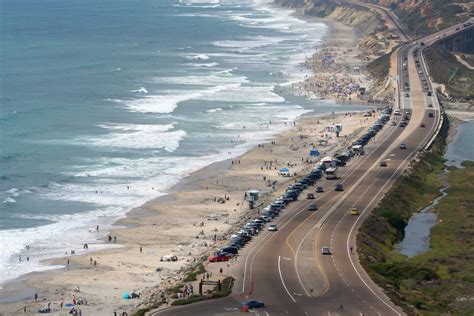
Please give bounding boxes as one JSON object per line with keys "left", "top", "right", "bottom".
{"left": 351, "top": 107, "right": 391, "bottom": 150}
{"left": 208, "top": 159, "right": 330, "bottom": 262}
{"left": 209, "top": 108, "right": 394, "bottom": 263}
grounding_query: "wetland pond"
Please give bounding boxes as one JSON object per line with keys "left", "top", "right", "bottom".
{"left": 398, "top": 120, "right": 474, "bottom": 257}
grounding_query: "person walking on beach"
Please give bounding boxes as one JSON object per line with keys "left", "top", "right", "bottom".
{"left": 96, "top": 225, "right": 99, "bottom": 232}
{"left": 140, "top": 245, "right": 142, "bottom": 253}
{"left": 34, "top": 292, "right": 38, "bottom": 301}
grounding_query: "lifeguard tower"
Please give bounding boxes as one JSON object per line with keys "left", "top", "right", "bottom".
{"left": 246, "top": 189, "right": 260, "bottom": 209}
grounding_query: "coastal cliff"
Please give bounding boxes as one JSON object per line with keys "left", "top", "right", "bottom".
{"left": 274, "top": 0, "right": 383, "bottom": 35}
{"left": 274, "top": 0, "right": 397, "bottom": 90}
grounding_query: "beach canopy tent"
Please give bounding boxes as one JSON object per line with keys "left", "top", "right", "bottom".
{"left": 278, "top": 167, "right": 290, "bottom": 177}
{"left": 309, "top": 148, "right": 319, "bottom": 157}
{"left": 122, "top": 292, "right": 130, "bottom": 299}
{"left": 65, "top": 303, "right": 74, "bottom": 307}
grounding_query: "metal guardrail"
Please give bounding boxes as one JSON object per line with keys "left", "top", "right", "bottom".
{"left": 419, "top": 45, "right": 443, "bottom": 151}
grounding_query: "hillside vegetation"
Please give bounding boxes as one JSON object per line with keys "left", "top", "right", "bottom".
{"left": 366, "top": 0, "right": 473, "bottom": 37}
{"left": 424, "top": 43, "right": 474, "bottom": 99}
{"left": 358, "top": 118, "right": 474, "bottom": 315}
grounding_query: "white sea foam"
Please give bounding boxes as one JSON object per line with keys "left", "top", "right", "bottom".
{"left": 115, "top": 83, "right": 240, "bottom": 114}
{"left": 0, "top": 207, "right": 124, "bottom": 285}
{"left": 150, "top": 73, "right": 247, "bottom": 85}
{"left": 2, "top": 197, "right": 16, "bottom": 204}
{"left": 4, "top": 188, "right": 19, "bottom": 195}
{"left": 206, "top": 107, "right": 222, "bottom": 113}
{"left": 79, "top": 123, "right": 186, "bottom": 151}
{"left": 131, "top": 87, "right": 148, "bottom": 94}
{"left": 197, "top": 84, "right": 285, "bottom": 103}
{"left": 212, "top": 36, "right": 285, "bottom": 50}
{"left": 186, "top": 62, "right": 219, "bottom": 68}
{"left": 0, "top": 0, "right": 333, "bottom": 286}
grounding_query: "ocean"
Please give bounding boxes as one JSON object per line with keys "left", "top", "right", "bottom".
{"left": 0, "top": 0, "right": 369, "bottom": 285}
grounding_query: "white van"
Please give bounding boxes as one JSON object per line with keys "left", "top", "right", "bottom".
{"left": 326, "top": 167, "right": 338, "bottom": 180}
{"left": 351, "top": 145, "right": 364, "bottom": 154}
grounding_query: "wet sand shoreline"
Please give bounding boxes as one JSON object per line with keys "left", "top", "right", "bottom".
{"left": 0, "top": 12, "right": 383, "bottom": 316}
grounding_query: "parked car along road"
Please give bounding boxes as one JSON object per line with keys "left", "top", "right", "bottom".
{"left": 241, "top": 300, "right": 265, "bottom": 309}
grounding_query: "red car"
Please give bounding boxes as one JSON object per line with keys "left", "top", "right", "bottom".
{"left": 208, "top": 254, "right": 233, "bottom": 262}
{"left": 420, "top": 122, "right": 426, "bottom": 127}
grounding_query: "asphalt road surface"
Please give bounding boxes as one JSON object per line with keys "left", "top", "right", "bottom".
{"left": 152, "top": 12, "right": 473, "bottom": 316}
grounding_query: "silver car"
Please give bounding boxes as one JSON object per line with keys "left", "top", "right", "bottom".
{"left": 321, "top": 247, "right": 332, "bottom": 255}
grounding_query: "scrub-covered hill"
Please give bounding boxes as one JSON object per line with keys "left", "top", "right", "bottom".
{"left": 365, "top": 0, "right": 473, "bottom": 37}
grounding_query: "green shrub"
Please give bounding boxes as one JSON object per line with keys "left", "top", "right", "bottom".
{"left": 210, "top": 277, "right": 234, "bottom": 299}
{"left": 183, "top": 272, "right": 197, "bottom": 282}
{"left": 171, "top": 294, "right": 205, "bottom": 306}
{"left": 196, "top": 262, "right": 206, "bottom": 274}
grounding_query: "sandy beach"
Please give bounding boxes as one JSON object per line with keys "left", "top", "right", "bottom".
{"left": 292, "top": 21, "right": 381, "bottom": 104}
{"left": 0, "top": 13, "right": 383, "bottom": 316}
{"left": 0, "top": 108, "right": 381, "bottom": 315}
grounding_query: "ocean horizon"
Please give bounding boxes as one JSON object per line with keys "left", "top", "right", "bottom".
{"left": 0, "top": 0, "right": 370, "bottom": 285}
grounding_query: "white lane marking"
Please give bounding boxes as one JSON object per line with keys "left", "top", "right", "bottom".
{"left": 282, "top": 257, "right": 292, "bottom": 261}
{"left": 345, "top": 115, "right": 438, "bottom": 315}
{"left": 278, "top": 256, "right": 296, "bottom": 303}
{"left": 241, "top": 197, "right": 315, "bottom": 293}
{"left": 293, "top": 292, "right": 303, "bottom": 296}
{"left": 293, "top": 119, "right": 404, "bottom": 296}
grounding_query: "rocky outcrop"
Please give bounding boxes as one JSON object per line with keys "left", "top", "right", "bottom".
{"left": 273, "top": 0, "right": 306, "bottom": 8}
{"left": 274, "top": 1, "right": 386, "bottom": 38}
{"left": 325, "top": 5, "right": 383, "bottom": 35}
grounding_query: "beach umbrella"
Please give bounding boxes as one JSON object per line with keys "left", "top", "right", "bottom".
{"left": 122, "top": 292, "right": 130, "bottom": 299}
{"left": 65, "top": 303, "right": 74, "bottom": 307}
{"left": 279, "top": 168, "right": 289, "bottom": 172}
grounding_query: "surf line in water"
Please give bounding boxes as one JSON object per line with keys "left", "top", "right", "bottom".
{"left": 0, "top": 0, "right": 329, "bottom": 286}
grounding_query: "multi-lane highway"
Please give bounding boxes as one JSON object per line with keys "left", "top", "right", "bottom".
{"left": 150, "top": 8, "right": 473, "bottom": 316}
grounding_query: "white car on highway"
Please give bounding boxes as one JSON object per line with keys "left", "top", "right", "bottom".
{"left": 268, "top": 224, "right": 278, "bottom": 231}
